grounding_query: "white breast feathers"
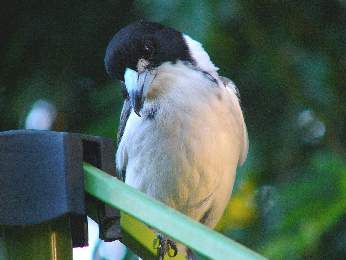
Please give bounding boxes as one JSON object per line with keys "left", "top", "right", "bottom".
{"left": 116, "top": 61, "right": 248, "bottom": 229}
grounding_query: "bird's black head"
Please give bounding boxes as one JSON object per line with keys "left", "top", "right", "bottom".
{"left": 104, "top": 21, "right": 194, "bottom": 81}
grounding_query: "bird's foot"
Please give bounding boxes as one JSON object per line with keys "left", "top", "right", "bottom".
{"left": 154, "top": 234, "right": 178, "bottom": 259}
{"left": 167, "top": 239, "right": 178, "bottom": 257}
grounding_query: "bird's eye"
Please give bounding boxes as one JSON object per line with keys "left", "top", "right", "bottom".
{"left": 143, "top": 41, "right": 154, "bottom": 59}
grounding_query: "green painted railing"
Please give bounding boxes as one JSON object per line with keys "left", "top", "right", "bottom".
{"left": 84, "top": 163, "right": 267, "bottom": 260}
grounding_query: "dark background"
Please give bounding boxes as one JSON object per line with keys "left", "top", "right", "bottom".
{"left": 1, "top": 0, "right": 345, "bottom": 258}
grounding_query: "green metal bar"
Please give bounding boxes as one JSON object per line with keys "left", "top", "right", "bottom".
{"left": 0, "top": 216, "right": 72, "bottom": 260}
{"left": 84, "top": 163, "right": 267, "bottom": 260}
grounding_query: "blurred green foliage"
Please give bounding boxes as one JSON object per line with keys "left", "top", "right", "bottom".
{"left": 1, "top": 0, "right": 345, "bottom": 259}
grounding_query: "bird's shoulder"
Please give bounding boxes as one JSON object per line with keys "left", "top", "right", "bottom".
{"left": 218, "top": 76, "right": 240, "bottom": 97}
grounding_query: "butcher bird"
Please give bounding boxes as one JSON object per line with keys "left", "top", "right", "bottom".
{"left": 104, "top": 21, "right": 248, "bottom": 259}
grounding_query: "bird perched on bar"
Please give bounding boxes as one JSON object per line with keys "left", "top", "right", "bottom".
{"left": 104, "top": 21, "right": 248, "bottom": 259}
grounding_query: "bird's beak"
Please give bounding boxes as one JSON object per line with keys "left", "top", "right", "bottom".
{"left": 124, "top": 68, "right": 155, "bottom": 117}
{"left": 129, "top": 84, "right": 143, "bottom": 117}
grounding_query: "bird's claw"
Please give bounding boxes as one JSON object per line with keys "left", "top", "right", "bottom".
{"left": 155, "top": 234, "right": 166, "bottom": 259}
{"left": 167, "top": 239, "right": 178, "bottom": 257}
{"left": 155, "top": 234, "right": 178, "bottom": 259}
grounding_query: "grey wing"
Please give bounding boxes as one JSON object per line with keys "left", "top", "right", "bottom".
{"left": 219, "top": 75, "right": 249, "bottom": 165}
{"left": 116, "top": 85, "right": 132, "bottom": 181}
{"left": 219, "top": 76, "right": 240, "bottom": 97}
{"left": 117, "top": 98, "right": 131, "bottom": 146}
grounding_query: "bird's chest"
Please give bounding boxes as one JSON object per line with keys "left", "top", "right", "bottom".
{"left": 121, "top": 93, "right": 234, "bottom": 206}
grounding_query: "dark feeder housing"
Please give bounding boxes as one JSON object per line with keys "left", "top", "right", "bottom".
{"left": 0, "top": 130, "right": 119, "bottom": 259}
